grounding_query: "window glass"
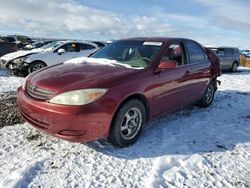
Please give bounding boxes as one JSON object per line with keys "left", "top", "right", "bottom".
{"left": 162, "top": 43, "right": 185, "bottom": 66}
{"left": 79, "top": 44, "right": 95, "bottom": 51}
{"left": 5, "top": 37, "right": 15, "bottom": 43}
{"left": 225, "top": 48, "right": 233, "bottom": 56}
{"left": 186, "top": 41, "right": 205, "bottom": 64}
{"left": 61, "top": 43, "right": 79, "bottom": 52}
{"left": 91, "top": 40, "right": 162, "bottom": 68}
{"left": 216, "top": 48, "right": 224, "bottom": 56}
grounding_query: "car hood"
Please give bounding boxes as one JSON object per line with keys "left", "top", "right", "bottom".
{"left": 29, "top": 57, "right": 141, "bottom": 94}
{"left": 1, "top": 49, "right": 40, "bottom": 61}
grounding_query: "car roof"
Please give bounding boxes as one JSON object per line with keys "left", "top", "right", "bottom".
{"left": 117, "top": 37, "right": 194, "bottom": 43}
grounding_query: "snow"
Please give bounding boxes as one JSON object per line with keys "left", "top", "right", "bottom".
{"left": 64, "top": 57, "right": 144, "bottom": 69}
{"left": 0, "top": 67, "right": 250, "bottom": 187}
{"left": 0, "top": 68, "right": 24, "bottom": 93}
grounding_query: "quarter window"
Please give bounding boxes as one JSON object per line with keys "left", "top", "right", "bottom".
{"left": 186, "top": 41, "right": 205, "bottom": 64}
{"left": 79, "top": 44, "right": 95, "bottom": 51}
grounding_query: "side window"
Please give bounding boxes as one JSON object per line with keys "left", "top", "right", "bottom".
{"left": 217, "top": 48, "right": 225, "bottom": 56}
{"left": 162, "top": 43, "right": 185, "bottom": 66}
{"left": 225, "top": 48, "right": 233, "bottom": 56}
{"left": 79, "top": 44, "right": 95, "bottom": 51}
{"left": 186, "top": 41, "right": 205, "bottom": 64}
{"left": 60, "top": 43, "right": 79, "bottom": 52}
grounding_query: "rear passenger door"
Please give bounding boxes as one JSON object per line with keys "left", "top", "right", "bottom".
{"left": 184, "top": 40, "right": 211, "bottom": 102}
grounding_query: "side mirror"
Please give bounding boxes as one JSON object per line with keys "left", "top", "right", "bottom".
{"left": 58, "top": 48, "right": 66, "bottom": 55}
{"left": 158, "top": 60, "right": 177, "bottom": 69}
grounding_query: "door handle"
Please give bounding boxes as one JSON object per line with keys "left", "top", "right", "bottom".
{"left": 183, "top": 70, "right": 191, "bottom": 77}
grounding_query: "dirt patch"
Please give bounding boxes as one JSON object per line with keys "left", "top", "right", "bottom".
{"left": 0, "top": 91, "right": 24, "bottom": 127}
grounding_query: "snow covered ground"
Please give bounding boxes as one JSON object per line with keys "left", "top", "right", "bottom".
{"left": 0, "top": 67, "right": 250, "bottom": 187}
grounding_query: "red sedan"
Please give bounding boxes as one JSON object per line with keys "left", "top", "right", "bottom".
{"left": 17, "top": 37, "right": 220, "bottom": 147}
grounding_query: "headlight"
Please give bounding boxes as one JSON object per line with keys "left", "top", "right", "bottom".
{"left": 13, "top": 57, "right": 27, "bottom": 64}
{"left": 49, "top": 89, "right": 107, "bottom": 105}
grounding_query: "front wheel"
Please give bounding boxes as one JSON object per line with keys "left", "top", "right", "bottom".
{"left": 196, "top": 81, "right": 215, "bottom": 108}
{"left": 28, "top": 61, "right": 46, "bottom": 73}
{"left": 108, "top": 99, "right": 146, "bottom": 147}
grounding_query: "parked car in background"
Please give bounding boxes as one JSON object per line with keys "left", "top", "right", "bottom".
{"left": 4, "top": 35, "right": 32, "bottom": 49}
{"left": 0, "top": 36, "right": 9, "bottom": 43}
{"left": 0, "top": 41, "right": 60, "bottom": 73}
{"left": 0, "top": 38, "right": 17, "bottom": 57}
{"left": 24, "top": 40, "right": 57, "bottom": 50}
{"left": 7, "top": 41, "right": 98, "bottom": 75}
{"left": 18, "top": 37, "right": 220, "bottom": 147}
{"left": 240, "top": 49, "right": 250, "bottom": 56}
{"left": 208, "top": 47, "right": 240, "bottom": 72}
{"left": 245, "top": 52, "right": 250, "bottom": 58}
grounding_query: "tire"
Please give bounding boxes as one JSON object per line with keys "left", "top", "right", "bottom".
{"left": 108, "top": 99, "right": 146, "bottom": 147}
{"left": 231, "top": 62, "right": 238, "bottom": 72}
{"left": 196, "top": 81, "right": 215, "bottom": 108}
{"left": 28, "top": 61, "right": 46, "bottom": 73}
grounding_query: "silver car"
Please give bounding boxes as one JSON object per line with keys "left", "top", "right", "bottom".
{"left": 209, "top": 47, "right": 240, "bottom": 72}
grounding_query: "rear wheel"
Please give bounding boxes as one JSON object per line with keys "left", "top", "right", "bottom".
{"left": 28, "top": 61, "right": 46, "bottom": 73}
{"left": 108, "top": 99, "right": 146, "bottom": 147}
{"left": 231, "top": 62, "right": 238, "bottom": 72}
{"left": 196, "top": 81, "right": 215, "bottom": 108}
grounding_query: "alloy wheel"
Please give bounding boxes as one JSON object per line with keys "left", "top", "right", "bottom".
{"left": 120, "top": 107, "right": 142, "bottom": 140}
{"left": 205, "top": 84, "right": 215, "bottom": 104}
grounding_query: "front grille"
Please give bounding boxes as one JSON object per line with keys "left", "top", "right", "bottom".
{"left": 27, "top": 83, "right": 55, "bottom": 100}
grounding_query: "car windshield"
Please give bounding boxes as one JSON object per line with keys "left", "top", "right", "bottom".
{"left": 42, "top": 41, "right": 64, "bottom": 51}
{"left": 90, "top": 40, "right": 162, "bottom": 68}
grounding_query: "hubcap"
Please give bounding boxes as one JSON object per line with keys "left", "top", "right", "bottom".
{"left": 205, "top": 84, "right": 214, "bottom": 104}
{"left": 32, "top": 64, "right": 45, "bottom": 72}
{"left": 120, "top": 107, "right": 142, "bottom": 140}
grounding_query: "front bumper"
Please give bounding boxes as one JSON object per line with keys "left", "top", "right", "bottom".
{"left": 6, "top": 61, "right": 29, "bottom": 74}
{"left": 17, "top": 87, "right": 114, "bottom": 142}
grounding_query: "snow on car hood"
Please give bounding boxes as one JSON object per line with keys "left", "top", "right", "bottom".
{"left": 0, "top": 49, "right": 41, "bottom": 61}
{"left": 64, "top": 57, "right": 144, "bottom": 69}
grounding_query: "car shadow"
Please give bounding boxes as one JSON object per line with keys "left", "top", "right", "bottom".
{"left": 86, "top": 89, "right": 250, "bottom": 159}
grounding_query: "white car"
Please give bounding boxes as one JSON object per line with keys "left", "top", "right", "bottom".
{"left": 5, "top": 41, "right": 99, "bottom": 75}
{"left": 0, "top": 48, "right": 42, "bottom": 67}
{"left": 0, "top": 41, "right": 59, "bottom": 69}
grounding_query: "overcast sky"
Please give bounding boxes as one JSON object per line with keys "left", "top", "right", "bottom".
{"left": 0, "top": 0, "right": 249, "bottom": 48}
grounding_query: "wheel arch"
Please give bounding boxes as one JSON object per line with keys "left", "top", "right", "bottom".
{"left": 233, "top": 60, "right": 239, "bottom": 66}
{"left": 30, "top": 60, "right": 47, "bottom": 66}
